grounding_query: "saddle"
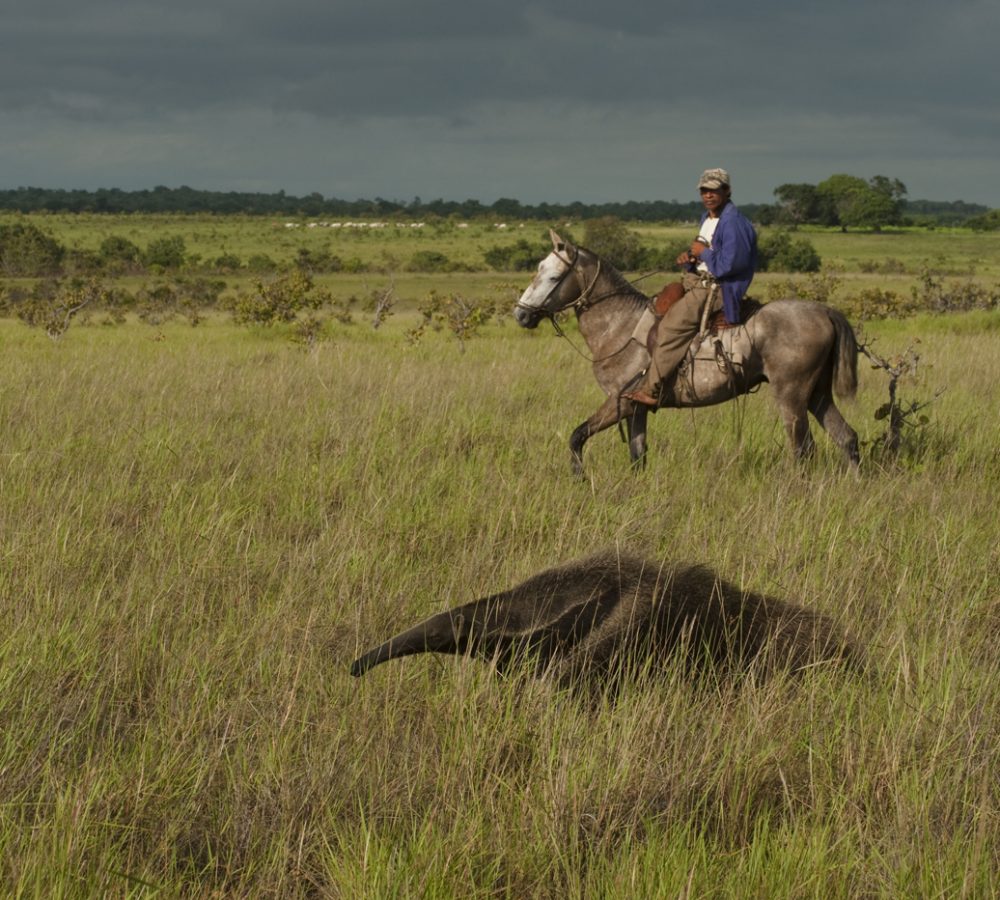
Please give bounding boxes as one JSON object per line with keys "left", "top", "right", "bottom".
{"left": 620, "top": 285, "right": 761, "bottom": 408}
{"left": 649, "top": 282, "right": 763, "bottom": 353}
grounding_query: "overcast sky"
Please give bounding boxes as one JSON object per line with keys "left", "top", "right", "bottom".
{"left": 3, "top": 0, "right": 998, "bottom": 207}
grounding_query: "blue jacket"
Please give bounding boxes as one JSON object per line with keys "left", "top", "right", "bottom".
{"left": 684, "top": 201, "right": 758, "bottom": 324}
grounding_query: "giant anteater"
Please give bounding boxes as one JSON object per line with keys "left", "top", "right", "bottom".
{"left": 351, "top": 552, "right": 861, "bottom": 685}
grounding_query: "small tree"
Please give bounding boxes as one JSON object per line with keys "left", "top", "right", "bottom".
{"left": 406, "top": 291, "right": 500, "bottom": 352}
{"left": 816, "top": 174, "right": 906, "bottom": 231}
{"left": 17, "top": 277, "right": 109, "bottom": 340}
{"left": 230, "top": 270, "right": 330, "bottom": 327}
{"left": 366, "top": 280, "right": 396, "bottom": 329}
{"left": 772, "top": 183, "right": 832, "bottom": 227}
{"left": 857, "top": 333, "right": 943, "bottom": 458}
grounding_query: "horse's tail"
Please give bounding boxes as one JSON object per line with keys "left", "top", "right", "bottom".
{"left": 828, "top": 308, "right": 858, "bottom": 400}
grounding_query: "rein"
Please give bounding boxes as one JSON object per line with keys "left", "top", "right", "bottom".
{"left": 548, "top": 313, "right": 637, "bottom": 365}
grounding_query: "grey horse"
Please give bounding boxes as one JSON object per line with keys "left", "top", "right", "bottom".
{"left": 514, "top": 231, "right": 860, "bottom": 475}
{"left": 350, "top": 552, "right": 861, "bottom": 687}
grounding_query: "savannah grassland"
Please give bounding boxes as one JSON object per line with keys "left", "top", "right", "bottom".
{"left": 2, "top": 214, "right": 999, "bottom": 897}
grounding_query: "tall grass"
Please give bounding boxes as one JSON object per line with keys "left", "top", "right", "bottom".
{"left": 1, "top": 313, "right": 997, "bottom": 896}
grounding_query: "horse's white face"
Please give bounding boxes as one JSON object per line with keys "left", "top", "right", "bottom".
{"left": 513, "top": 250, "right": 571, "bottom": 329}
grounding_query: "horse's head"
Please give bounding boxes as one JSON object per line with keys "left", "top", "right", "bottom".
{"left": 514, "top": 230, "right": 597, "bottom": 329}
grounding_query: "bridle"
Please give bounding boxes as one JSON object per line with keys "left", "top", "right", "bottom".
{"left": 516, "top": 246, "right": 657, "bottom": 364}
{"left": 514, "top": 246, "right": 605, "bottom": 323}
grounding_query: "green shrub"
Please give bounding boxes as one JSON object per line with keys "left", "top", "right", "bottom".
{"left": 911, "top": 268, "right": 1000, "bottom": 312}
{"left": 246, "top": 253, "right": 279, "bottom": 273}
{"left": 407, "top": 250, "right": 454, "bottom": 273}
{"left": 483, "top": 239, "right": 543, "bottom": 271}
{"left": 175, "top": 276, "right": 226, "bottom": 310}
{"left": 765, "top": 271, "right": 842, "bottom": 305}
{"left": 143, "top": 236, "right": 186, "bottom": 269}
{"left": 0, "top": 222, "right": 65, "bottom": 276}
{"left": 65, "top": 248, "right": 105, "bottom": 274}
{"left": 406, "top": 290, "right": 502, "bottom": 351}
{"left": 99, "top": 235, "right": 142, "bottom": 270}
{"left": 637, "top": 239, "right": 690, "bottom": 272}
{"left": 757, "top": 230, "right": 821, "bottom": 273}
{"left": 295, "top": 247, "right": 343, "bottom": 273}
{"left": 212, "top": 253, "right": 242, "bottom": 272}
{"left": 135, "top": 282, "right": 179, "bottom": 325}
{"left": 858, "top": 257, "right": 906, "bottom": 275}
{"left": 839, "top": 287, "right": 918, "bottom": 321}
{"left": 230, "top": 270, "right": 330, "bottom": 326}
{"left": 966, "top": 210, "right": 1000, "bottom": 231}
{"left": 582, "top": 217, "right": 645, "bottom": 271}
{"left": 13, "top": 277, "right": 109, "bottom": 338}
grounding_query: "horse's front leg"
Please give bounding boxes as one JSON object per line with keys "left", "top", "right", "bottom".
{"left": 626, "top": 404, "right": 648, "bottom": 470}
{"left": 569, "top": 396, "right": 639, "bottom": 477}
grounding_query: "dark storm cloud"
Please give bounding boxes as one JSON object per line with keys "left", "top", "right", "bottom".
{"left": 2, "top": 0, "right": 999, "bottom": 203}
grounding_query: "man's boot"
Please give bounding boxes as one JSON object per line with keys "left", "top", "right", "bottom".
{"left": 622, "top": 374, "right": 661, "bottom": 408}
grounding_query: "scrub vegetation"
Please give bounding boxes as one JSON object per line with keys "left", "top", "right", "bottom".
{"left": 3, "top": 212, "right": 1000, "bottom": 338}
{"left": 1, "top": 214, "right": 998, "bottom": 896}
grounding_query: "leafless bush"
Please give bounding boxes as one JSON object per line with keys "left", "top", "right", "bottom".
{"left": 911, "top": 268, "right": 1000, "bottom": 313}
{"left": 366, "top": 281, "right": 396, "bottom": 329}
{"left": 857, "top": 331, "right": 944, "bottom": 458}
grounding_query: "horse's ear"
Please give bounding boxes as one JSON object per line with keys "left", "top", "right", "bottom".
{"left": 550, "top": 228, "right": 573, "bottom": 253}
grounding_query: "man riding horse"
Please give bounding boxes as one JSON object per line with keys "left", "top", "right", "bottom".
{"left": 624, "top": 168, "right": 758, "bottom": 408}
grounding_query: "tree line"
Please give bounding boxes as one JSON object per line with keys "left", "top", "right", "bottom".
{"left": 758, "top": 175, "right": 993, "bottom": 230}
{"left": 0, "top": 186, "right": 711, "bottom": 222}
{"left": 0, "top": 181, "right": 992, "bottom": 227}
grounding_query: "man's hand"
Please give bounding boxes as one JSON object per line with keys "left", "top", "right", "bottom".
{"left": 677, "top": 237, "right": 709, "bottom": 266}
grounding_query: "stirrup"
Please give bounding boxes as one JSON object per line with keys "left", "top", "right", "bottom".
{"left": 623, "top": 388, "right": 659, "bottom": 408}
{"left": 621, "top": 376, "right": 661, "bottom": 408}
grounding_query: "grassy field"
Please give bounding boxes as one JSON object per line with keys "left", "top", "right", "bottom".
{"left": 10, "top": 211, "right": 1000, "bottom": 271}
{"left": 1, "top": 283, "right": 998, "bottom": 896}
{"left": 0, "top": 211, "right": 545, "bottom": 272}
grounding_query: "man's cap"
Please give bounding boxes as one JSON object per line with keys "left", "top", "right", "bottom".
{"left": 698, "top": 168, "right": 731, "bottom": 190}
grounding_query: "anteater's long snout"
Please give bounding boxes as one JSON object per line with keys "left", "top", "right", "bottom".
{"left": 350, "top": 641, "right": 396, "bottom": 677}
{"left": 350, "top": 610, "right": 468, "bottom": 677}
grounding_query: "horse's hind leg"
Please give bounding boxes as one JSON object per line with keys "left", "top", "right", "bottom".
{"left": 808, "top": 389, "right": 860, "bottom": 469}
{"left": 772, "top": 384, "right": 815, "bottom": 460}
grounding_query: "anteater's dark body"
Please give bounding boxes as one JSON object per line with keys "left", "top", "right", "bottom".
{"left": 351, "top": 553, "right": 860, "bottom": 685}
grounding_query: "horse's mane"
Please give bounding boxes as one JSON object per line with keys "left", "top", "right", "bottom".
{"left": 580, "top": 247, "right": 651, "bottom": 312}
